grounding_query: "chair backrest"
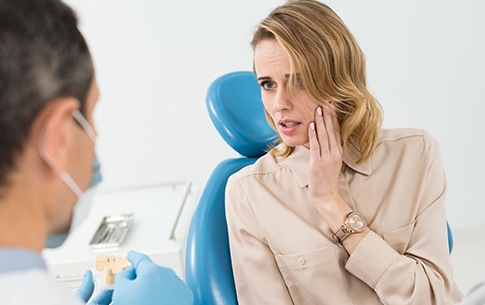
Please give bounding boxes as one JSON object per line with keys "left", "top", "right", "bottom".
{"left": 206, "top": 71, "right": 278, "bottom": 158}
{"left": 185, "top": 71, "right": 277, "bottom": 305}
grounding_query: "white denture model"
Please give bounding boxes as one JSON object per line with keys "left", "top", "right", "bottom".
{"left": 93, "top": 254, "right": 131, "bottom": 289}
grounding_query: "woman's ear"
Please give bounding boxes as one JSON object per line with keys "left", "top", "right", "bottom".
{"left": 34, "top": 97, "right": 80, "bottom": 176}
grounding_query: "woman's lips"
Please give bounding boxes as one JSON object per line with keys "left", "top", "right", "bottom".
{"left": 278, "top": 121, "right": 302, "bottom": 135}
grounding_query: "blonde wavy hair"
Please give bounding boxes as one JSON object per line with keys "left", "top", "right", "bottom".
{"left": 252, "top": 0, "right": 383, "bottom": 163}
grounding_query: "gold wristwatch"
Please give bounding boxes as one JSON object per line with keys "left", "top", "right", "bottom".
{"left": 332, "top": 211, "right": 367, "bottom": 246}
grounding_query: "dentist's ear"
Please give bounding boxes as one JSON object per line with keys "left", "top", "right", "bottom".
{"left": 34, "top": 97, "right": 81, "bottom": 176}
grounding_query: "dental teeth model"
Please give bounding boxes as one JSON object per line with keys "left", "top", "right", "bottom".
{"left": 94, "top": 254, "right": 131, "bottom": 285}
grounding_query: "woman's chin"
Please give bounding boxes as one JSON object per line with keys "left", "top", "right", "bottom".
{"left": 281, "top": 137, "right": 309, "bottom": 148}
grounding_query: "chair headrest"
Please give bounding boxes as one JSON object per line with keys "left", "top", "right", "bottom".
{"left": 206, "top": 71, "right": 278, "bottom": 158}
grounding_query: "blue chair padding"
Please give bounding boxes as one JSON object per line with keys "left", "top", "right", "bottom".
{"left": 185, "top": 158, "right": 257, "bottom": 305}
{"left": 206, "top": 71, "right": 278, "bottom": 158}
{"left": 186, "top": 71, "right": 276, "bottom": 305}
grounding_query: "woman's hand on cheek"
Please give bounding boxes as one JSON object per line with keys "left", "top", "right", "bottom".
{"left": 308, "top": 106, "right": 345, "bottom": 214}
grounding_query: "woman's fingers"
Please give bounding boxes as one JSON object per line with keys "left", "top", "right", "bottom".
{"left": 312, "top": 106, "right": 342, "bottom": 155}
{"left": 314, "top": 106, "right": 329, "bottom": 155}
{"left": 308, "top": 105, "right": 343, "bottom": 204}
{"left": 308, "top": 121, "right": 321, "bottom": 161}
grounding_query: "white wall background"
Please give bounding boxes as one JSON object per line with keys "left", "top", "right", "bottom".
{"left": 65, "top": 0, "right": 485, "bottom": 232}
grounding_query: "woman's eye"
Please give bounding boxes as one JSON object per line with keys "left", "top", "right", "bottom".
{"left": 261, "top": 81, "right": 275, "bottom": 90}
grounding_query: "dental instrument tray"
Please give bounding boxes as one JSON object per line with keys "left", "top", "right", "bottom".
{"left": 89, "top": 213, "right": 134, "bottom": 249}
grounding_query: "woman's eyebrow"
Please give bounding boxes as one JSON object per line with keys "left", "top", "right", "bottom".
{"left": 257, "top": 76, "right": 271, "bottom": 81}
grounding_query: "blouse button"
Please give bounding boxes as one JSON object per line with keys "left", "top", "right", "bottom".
{"left": 297, "top": 257, "right": 305, "bottom": 266}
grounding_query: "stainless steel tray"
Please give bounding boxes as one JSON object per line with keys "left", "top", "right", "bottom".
{"left": 89, "top": 213, "right": 134, "bottom": 249}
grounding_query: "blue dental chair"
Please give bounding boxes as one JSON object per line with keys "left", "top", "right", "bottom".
{"left": 184, "top": 71, "right": 455, "bottom": 305}
{"left": 185, "top": 71, "right": 278, "bottom": 305}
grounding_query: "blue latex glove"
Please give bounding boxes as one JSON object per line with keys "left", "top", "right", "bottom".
{"left": 111, "top": 251, "right": 193, "bottom": 305}
{"left": 76, "top": 270, "right": 95, "bottom": 303}
{"left": 89, "top": 290, "right": 113, "bottom": 305}
{"left": 75, "top": 270, "right": 113, "bottom": 305}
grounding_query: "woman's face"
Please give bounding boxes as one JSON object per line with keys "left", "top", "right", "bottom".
{"left": 254, "top": 39, "right": 320, "bottom": 148}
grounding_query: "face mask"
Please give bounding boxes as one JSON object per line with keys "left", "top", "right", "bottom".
{"left": 45, "top": 110, "right": 101, "bottom": 248}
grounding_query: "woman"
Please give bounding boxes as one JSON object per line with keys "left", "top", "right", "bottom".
{"left": 225, "top": 0, "right": 463, "bottom": 304}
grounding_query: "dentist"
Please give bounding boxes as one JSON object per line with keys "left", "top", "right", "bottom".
{"left": 0, "top": 0, "right": 193, "bottom": 304}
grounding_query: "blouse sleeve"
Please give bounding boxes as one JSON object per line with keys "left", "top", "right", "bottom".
{"left": 225, "top": 175, "right": 294, "bottom": 305}
{"left": 346, "top": 131, "right": 463, "bottom": 304}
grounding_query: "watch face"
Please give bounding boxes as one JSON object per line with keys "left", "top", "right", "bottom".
{"left": 348, "top": 212, "right": 366, "bottom": 232}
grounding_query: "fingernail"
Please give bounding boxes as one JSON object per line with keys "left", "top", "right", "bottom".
{"left": 310, "top": 122, "right": 315, "bottom": 130}
{"left": 317, "top": 106, "right": 322, "bottom": 116}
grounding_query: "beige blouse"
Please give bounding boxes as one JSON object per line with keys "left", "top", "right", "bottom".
{"left": 226, "top": 128, "right": 463, "bottom": 305}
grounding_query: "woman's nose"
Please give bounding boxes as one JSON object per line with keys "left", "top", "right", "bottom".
{"left": 273, "top": 87, "right": 291, "bottom": 112}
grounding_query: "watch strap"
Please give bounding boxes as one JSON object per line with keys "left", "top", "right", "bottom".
{"left": 332, "top": 223, "right": 351, "bottom": 246}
